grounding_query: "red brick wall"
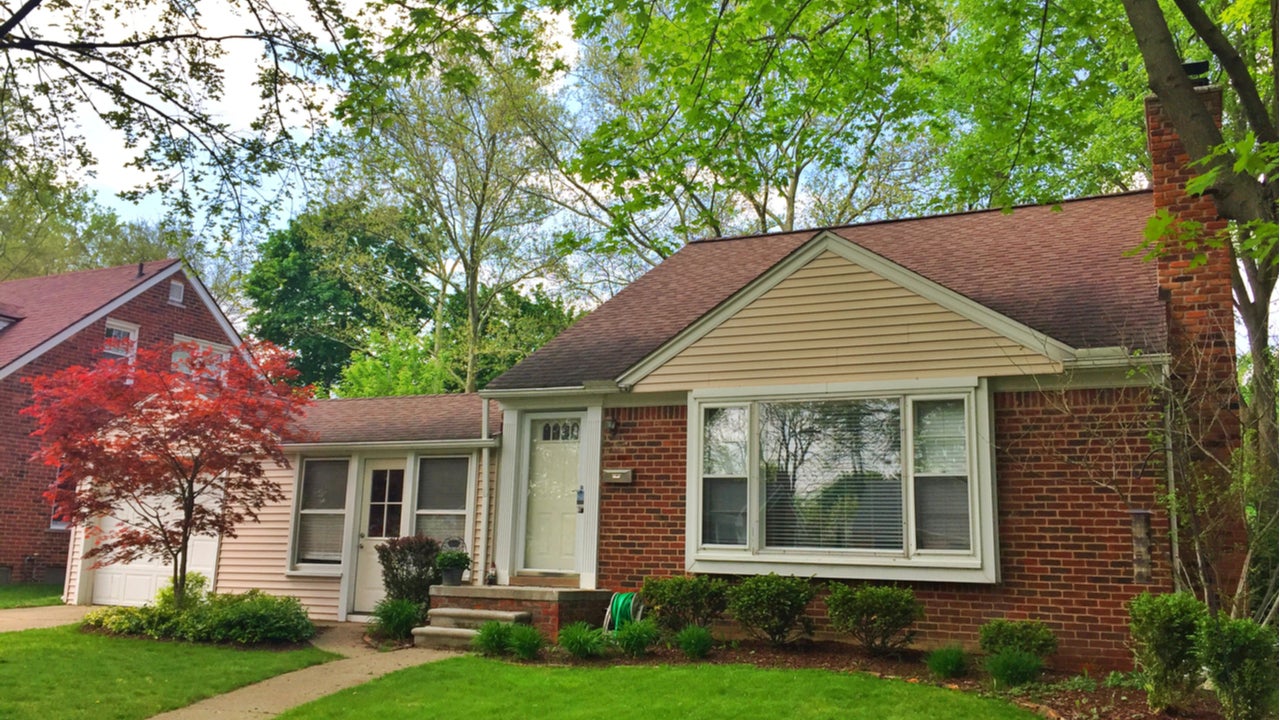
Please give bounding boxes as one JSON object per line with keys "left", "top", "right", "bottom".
{"left": 597, "top": 405, "right": 687, "bottom": 590}
{"left": 0, "top": 272, "right": 234, "bottom": 582}
{"left": 1146, "top": 88, "right": 1242, "bottom": 597}
{"left": 593, "top": 390, "right": 1165, "bottom": 670}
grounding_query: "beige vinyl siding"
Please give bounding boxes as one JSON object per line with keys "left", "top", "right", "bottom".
{"left": 471, "top": 456, "right": 499, "bottom": 578}
{"left": 636, "top": 251, "right": 1063, "bottom": 392}
{"left": 214, "top": 458, "right": 341, "bottom": 619}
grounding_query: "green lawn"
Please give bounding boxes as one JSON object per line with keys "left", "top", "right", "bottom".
{"left": 0, "top": 625, "right": 337, "bottom": 720}
{"left": 280, "top": 656, "right": 1040, "bottom": 720}
{"left": 0, "top": 583, "right": 64, "bottom": 609}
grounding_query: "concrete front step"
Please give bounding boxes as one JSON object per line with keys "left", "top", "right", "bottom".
{"left": 412, "top": 626, "right": 476, "bottom": 650}
{"left": 427, "top": 607, "right": 532, "bottom": 630}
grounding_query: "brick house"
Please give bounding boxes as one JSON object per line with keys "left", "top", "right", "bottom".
{"left": 0, "top": 260, "right": 239, "bottom": 592}
{"left": 135, "top": 89, "right": 1233, "bottom": 668}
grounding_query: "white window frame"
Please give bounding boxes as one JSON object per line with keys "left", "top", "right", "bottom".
{"left": 686, "top": 378, "right": 999, "bottom": 584}
{"left": 168, "top": 280, "right": 185, "bottom": 305}
{"left": 412, "top": 455, "right": 473, "bottom": 545}
{"left": 288, "top": 457, "right": 355, "bottom": 576}
{"left": 103, "top": 318, "right": 139, "bottom": 360}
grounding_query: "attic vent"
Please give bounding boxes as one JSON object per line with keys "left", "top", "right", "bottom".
{"left": 168, "top": 280, "right": 185, "bottom": 305}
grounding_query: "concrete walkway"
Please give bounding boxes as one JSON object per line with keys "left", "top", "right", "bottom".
{"left": 0, "top": 606, "right": 458, "bottom": 718}
{"left": 0, "top": 604, "right": 90, "bottom": 632}
{"left": 149, "top": 621, "right": 459, "bottom": 719}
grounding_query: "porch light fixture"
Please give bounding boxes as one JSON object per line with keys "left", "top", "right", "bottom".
{"left": 606, "top": 414, "right": 619, "bottom": 438}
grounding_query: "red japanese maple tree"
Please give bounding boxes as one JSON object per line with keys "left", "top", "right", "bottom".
{"left": 23, "top": 339, "right": 313, "bottom": 605}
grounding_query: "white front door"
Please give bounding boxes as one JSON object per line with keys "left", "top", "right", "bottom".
{"left": 353, "top": 459, "right": 407, "bottom": 613}
{"left": 523, "top": 416, "right": 582, "bottom": 572}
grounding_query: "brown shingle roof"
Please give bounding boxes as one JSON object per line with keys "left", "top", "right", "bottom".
{"left": 487, "top": 191, "right": 1163, "bottom": 391}
{"left": 296, "top": 393, "right": 501, "bottom": 445}
{"left": 0, "top": 260, "right": 182, "bottom": 372}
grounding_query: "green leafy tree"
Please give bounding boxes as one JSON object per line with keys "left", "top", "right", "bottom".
{"left": 322, "top": 50, "right": 571, "bottom": 392}
{"left": 335, "top": 285, "right": 578, "bottom": 397}
{"left": 244, "top": 202, "right": 433, "bottom": 390}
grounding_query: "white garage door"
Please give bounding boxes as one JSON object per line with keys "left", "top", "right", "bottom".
{"left": 90, "top": 514, "right": 219, "bottom": 606}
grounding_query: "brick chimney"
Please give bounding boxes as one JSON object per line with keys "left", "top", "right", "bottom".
{"left": 1144, "top": 86, "right": 1241, "bottom": 604}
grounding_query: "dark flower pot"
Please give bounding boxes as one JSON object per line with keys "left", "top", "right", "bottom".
{"left": 440, "top": 568, "right": 464, "bottom": 586}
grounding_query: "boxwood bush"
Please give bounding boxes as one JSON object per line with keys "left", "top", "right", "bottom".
{"left": 1128, "top": 592, "right": 1206, "bottom": 712}
{"left": 978, "top": 618, "right": 1057, "bottom": 660}
{"left": 641, "top": 575, "right": 729, "bottom": 633}
{"left": 728, "top": 573, "right": 816, "bottom": 646}
{"left": 1197, "top": 614, "right": 1278, "bottom": 720}
{"left": 826, "top": 583, "right": 923, "bottom": 656}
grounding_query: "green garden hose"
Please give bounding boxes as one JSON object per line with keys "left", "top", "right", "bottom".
{"left": 604, "top": 591, "right": 643, "bottom": 631}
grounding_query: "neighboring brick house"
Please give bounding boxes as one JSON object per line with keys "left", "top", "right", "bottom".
{"left": 0, "top": 260, "right": 239, "bottom": 588}
{"left": 183, "top": 89, "right": 1234, "bottom": 668}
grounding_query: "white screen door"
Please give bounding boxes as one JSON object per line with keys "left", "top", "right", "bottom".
{"left": 523, "top": 416, "right": 582, "bottom": 572}
{"left": 354, "top": 460, "right": 405, "bottom": 613}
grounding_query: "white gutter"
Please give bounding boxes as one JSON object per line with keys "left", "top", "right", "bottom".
{"left": 282, "top": 438, "right": 499, "bottom": 452}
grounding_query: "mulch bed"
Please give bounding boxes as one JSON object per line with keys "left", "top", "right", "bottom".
{"left": 563, "top": 639, "right": 1225, "bottom": 720}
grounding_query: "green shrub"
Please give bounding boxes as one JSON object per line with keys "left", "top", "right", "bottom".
{"left": 376, "top": 535, "right": 441, "bottom": 603}
{"left": 177, "top": 591, "right": 315, "bottom": 644}
{"left": 369, "top": 597, "right": 423, "bottom": 641}
{"left": 613, "top": 618, "right": 660, "bottom": 658}
{"left": 154, "top": 572, "right": 208, "bottom": 611}
{"left": 507, "top": 624, "right": 546, "bottom": 661}
{"left": 1103, "top": 670, "right": 1144, "bottom": 690}
{"left": 925, "top": 645, "right": 970, "bottom": 679}
{"left": 83, "top": 605, "right": 177, "bottom": 638}
{"left": 978, "top": 618, "right": 1057, "bottom": 660}
{"left": 675, "top": 623, "right": 715, "bottom": 660}
{"left": 472, "top": 621, "right": 514, "bottom": 656}
{"left": 641, "top": 575, "right": 729, "bottom": 633}
{"left": 826, "top": 583, "right": 923, "bottom": 656}
{"left": 1128, "top": 591, "right": 1207, "bottom": 712}
{"left": 985, "top": 648, "right": 1044, "bottom": 689}
{"left": 728, "top": 574, "right": 816, "bottom": 646}
{"left": 558, "top": 621, "right": 607, "bottom": 659}
{"left": 1197, "top": 615, "right": 1278, "bottom": 720}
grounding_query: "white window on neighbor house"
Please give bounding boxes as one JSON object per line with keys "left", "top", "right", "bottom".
{"left": 171, "top": 334, "right": 232, "bottom": 373}
{"left": 103, "top": 318, "right": 139, "bottom": 360}
{"left": 415, "top": 456, "right": 470, "bottom": 543}
{"left": 690, "top": 381, "right": 997, "bottom": 583}
{"left": 293, "top": 458, "right": 350, "bottom": 567}
{"left": 168, "top": 280, "right": 185, "bottom": 305}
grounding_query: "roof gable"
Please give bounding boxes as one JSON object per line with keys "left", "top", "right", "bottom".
{"left": 487, "top": 192, "right": 1164, "bottom": 392}
{"left": 627, "top": 239, "right": 1070, "bottom": 391}
{"left": 0, "top": 260, "right": 239, "bottom": 380}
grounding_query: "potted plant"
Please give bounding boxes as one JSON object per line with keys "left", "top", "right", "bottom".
{"left": 436, "top": 550, "right": 471, "bottom": 586}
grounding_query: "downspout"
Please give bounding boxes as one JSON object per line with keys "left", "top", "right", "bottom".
{"left": 477, "top": 397, "right": 491, "bottom": 585}
{"left": 1162, "top": 359, "right": 1182, "bottom": 591}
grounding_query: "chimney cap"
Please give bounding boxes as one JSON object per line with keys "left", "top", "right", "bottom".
{"left": 1182, "top": 60, "right": 1210, "bottom": 86}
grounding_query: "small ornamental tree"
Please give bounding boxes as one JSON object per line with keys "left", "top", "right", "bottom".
{"left": 23, "top": 340, "right": 312, "bottom": 606}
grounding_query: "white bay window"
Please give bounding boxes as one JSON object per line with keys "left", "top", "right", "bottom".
{"left": 689, "top": 380, "right": 998, "bottom": 583}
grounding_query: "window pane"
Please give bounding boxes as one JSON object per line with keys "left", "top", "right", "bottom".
{"left": 301, "top": 460, "right": 348, "bottom": 510}
{"left": 415, "top": 514, "right": 465, "bottom": 541}
{"left": 761, "top": 399, "right": 903, "bottom": 550}
{"left": 703, "top": 407, "right": 747, "bottom": 476}
{"left": 297, "top": 514, "right": 344, "bottom": 563}
{"left": 371, "top": 471, "right": 387, "bottom": 503}
{"left": 702, "top": 477, "right": 747, "bottom": 545}
{"left": 418, "top": 458, "right": 469, "bottom": 511}
{"left": 915, "top": 476, "right": 971, "bottom": 550}
{"left": 367, "top": 508, "right": 385, "bottom": 538}
{"left": 386, "top": 470, "right": 404, "bottom": 503}
{"left": 385, "top": 504, "right": 402, "bottom": 538}
{"left": 914, "top": 400, "right": 966, "bottom": 475}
